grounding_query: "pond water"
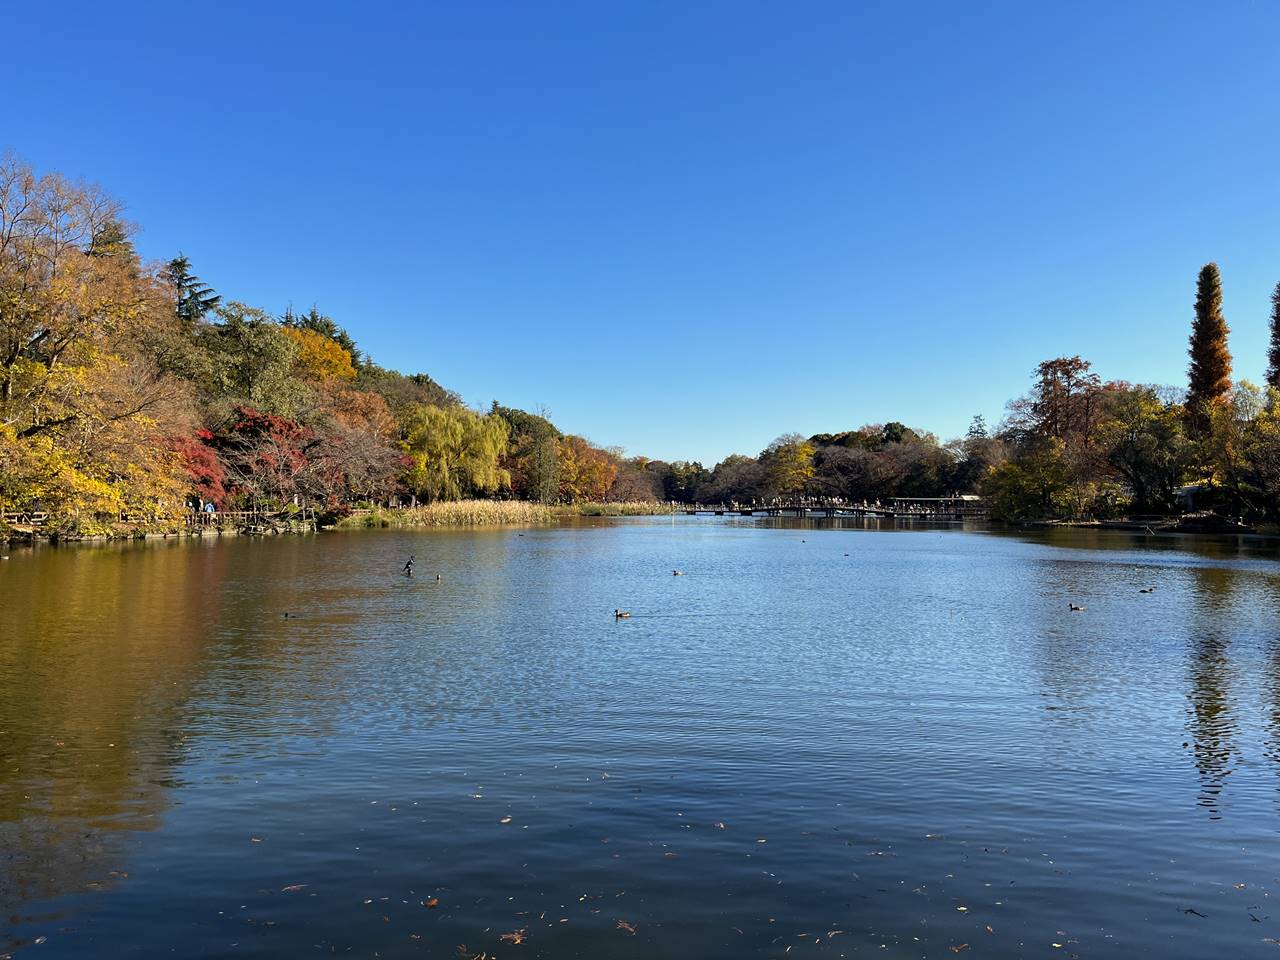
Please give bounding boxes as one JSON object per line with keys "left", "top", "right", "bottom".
{"left": 3, "top": 519, "right": 1280, "bottom": 958}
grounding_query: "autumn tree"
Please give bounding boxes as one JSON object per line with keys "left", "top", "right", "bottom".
{"left": 170, "top": 430, "right": 229, "bottom": 506}
{"left": 0, "top": 154, "right": 188, "bottom": 531}
{"left": 982, "top": 441, "right": 1073, "bottom": 520}
{"left": 608, "top": 456, "right": 665, "bottom": 501}
{"left": 282, "top": 325, "right": 357, "bottom": 383}
{"left": 215, "top": 406, "right": 319, "bottom": 507}
{"left": 557, "top": 435, "right": 617, "bottom": 502}
{"left": 762, "top": 434, "right": 815, "bottom": 496}
{"left": 1007, "top": 356, "right": 1103, "bottom": 447}
{"left": 1186, "top": 262, "right": 1232, "bottom": 437}
{"left": 283, "top": 305, "right": 359, "bottom": 362}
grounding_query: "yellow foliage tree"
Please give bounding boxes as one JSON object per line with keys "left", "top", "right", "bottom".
{"left": 282, "top": 326, "right": 357, "bottom": 383}
{"left": 763, "top": 434, "right": 815, "bottom": 495}
{"left": 0, "top": 156, "right": 190, "bottom": 533}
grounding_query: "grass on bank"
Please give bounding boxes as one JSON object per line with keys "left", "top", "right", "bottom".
{"left": 337, "top": 501, "right": 553, "bottom": 528}
{"left": 559, "top": 501, "right": 676, "bottom": 517}
{"left": 335, "top": 500, "right": 676, "bottom": 528}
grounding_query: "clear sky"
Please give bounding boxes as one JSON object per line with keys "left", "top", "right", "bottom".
{"left": 6, "top": 2, "right": 1278, "bottom": 463}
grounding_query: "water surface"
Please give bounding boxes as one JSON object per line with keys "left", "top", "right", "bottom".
{"left": 3, "top": 520, "right": 1280, "bottom": 958}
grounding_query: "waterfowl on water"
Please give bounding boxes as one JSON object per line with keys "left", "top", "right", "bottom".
{"left": 436, "top": 573, "right": 442, "bottom": 581}
{"left": 614, "top": 609, "right": 631, "bottom": 619}
{"left": 1139, "top": 587, "right": 1156, "bottom": 594}
{"left": 1069, "top": 603, "right": 1086, "bottom": 612}
{"left": 673, "top": 570, "right": 684, "bottom": 576}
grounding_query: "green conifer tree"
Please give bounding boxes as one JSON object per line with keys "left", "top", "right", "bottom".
{"left": 164, "top": 254, "right": 222, "bottom": 325}
{"left": 1266, "top": 280, "right": 1280, "bottom": 393}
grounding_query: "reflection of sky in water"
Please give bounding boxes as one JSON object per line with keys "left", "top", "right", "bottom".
{"left": 2, "top": 522, "right": 1279, "bottom": 958}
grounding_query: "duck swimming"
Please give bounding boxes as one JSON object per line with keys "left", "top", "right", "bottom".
{"left": 614, "top": 609, "right": 632, "bottom": 619}
{"left": 1069, "top": 603, "right": 1086, "bottom": 611}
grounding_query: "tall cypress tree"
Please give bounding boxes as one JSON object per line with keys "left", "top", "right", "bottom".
{"left": 1266, "top": 280, "right": 1280, "bottom": 393}
{"left": 1185, "top": 262, "right": 1232, "bottom": 437}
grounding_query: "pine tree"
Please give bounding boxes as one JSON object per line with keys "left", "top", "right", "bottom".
{"left": 1185, "top": 262, "right": 1232, "bottom": 437}
{"left": 164, "top": 253, "right": 222, "bottom": 325}
{"left": 1266, "top": 280, "right": 1280, "bottom": 393}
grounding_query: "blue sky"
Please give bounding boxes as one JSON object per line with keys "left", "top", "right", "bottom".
{"left": 7, "top": 2, "right": 1279, "bottom": 463}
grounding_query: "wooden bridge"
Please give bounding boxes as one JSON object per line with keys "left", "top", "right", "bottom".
{"left": 682, "top": 497, "right": 987, "bottom": 520}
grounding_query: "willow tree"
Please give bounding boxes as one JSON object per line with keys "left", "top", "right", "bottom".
{"left": 1266, "top": 280, "right": 1280, "bottom": 393}
{"left": 1185, "top": 263, "right": 1233, "bottom": 437}
{"left": 402, "top": 405, "right": 509, "bottom": 501}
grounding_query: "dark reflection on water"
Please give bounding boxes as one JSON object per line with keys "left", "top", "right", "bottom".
{"left": 2, "top": 522, "right": 1280, "bottom": 958}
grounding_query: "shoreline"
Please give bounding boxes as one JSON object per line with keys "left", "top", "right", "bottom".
{"left": 6, "top": 510, "right": 1278, "bottom": 547}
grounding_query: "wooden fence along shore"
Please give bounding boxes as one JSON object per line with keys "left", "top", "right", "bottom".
{"left": 1, "top": 508, "right": 318, "bottom": 536}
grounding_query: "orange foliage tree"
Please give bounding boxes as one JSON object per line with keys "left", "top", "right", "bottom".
{"left": 556, "top": 436, "right": 617, "bottom": 502}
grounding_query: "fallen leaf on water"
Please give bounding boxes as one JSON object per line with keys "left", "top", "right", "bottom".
{"left": 250, "top": 837, "right": 264, "bottom": 843}
{"left": 499, "top": 929, "right": 527, "bottom": 944}
{"left": 950, "top": 945, "right": 969, "bottom": 954}
{"left": 500, "top": 816, "right": 513, "bottom": 824}
{"left": 985, "top": 925, "right": 994, "bottom": 934}
{"left": 956, "top": 906, "right": 968, "bottom": 912}
{"left": 424, "top": 898, "right": 440, "bottom": 909}
{"left": 714, "top": 822, "right": 726, "bottom": 829}
{"left": 616, "top": 920, "right": 637, "bottom": 935}
{"left": 281, "top": 884, "right": 307, "bottom": 893}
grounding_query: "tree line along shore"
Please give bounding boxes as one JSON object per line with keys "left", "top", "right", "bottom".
{"left": 2, "top": 153, "right": 1280, "bottom": 541}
